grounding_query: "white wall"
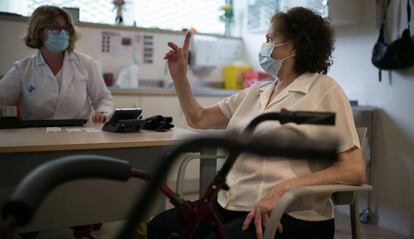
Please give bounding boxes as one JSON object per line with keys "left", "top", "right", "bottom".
{"left": 241, "top": 0, "right": 414, "bottom": 237}
{"left": 330, "top": 1, "right": 414, "bottom": 237}
{"left": 0, "top": 19, "right": 242, "bottom": 85}
{"left": 0, "top": 20, "right": 36, "bottom": 75}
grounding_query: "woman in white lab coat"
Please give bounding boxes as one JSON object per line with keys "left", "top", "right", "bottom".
{"left": 0, "top": 6, "right": 113, "bottom": 123}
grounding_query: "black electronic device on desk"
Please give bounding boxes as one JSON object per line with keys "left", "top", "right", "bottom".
{"left": 0, "top": 117, "right": 88, "bottom": 129}
{"left": 102, "top": 108, "right": 145, "bottom": 132}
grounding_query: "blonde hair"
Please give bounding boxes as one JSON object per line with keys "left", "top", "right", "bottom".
{"left": 24, "top": 5, "right": 80, "bottom": 52}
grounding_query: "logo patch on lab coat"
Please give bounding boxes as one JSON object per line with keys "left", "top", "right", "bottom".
{"left": 27, "top": 84, "right": 35, "bottom": 93}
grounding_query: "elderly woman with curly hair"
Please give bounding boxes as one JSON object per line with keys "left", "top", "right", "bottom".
{"left": 148, "top": 7, "right": 365, "bottom": 239}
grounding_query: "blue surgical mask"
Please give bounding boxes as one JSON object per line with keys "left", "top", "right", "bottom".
{"left": 258, "top": 42, "right": 292, "bottom": 76}
{"left": 45, "top": 30, "right": 69, "bottom": 53}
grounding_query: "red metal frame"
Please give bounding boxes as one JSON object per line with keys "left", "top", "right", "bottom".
{"left": 130, "top": 168, "right": 228, "bottom": 239}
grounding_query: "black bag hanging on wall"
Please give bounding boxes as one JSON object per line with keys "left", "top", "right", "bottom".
{"left": 372, "top": 0, "right": 414, "bottom": 81}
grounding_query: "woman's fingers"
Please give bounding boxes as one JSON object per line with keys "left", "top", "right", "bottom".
{"left": 166, "top": 31, "right": 191, "bottom": 59}
{"left": 242, "top": 210, "right": 255, "bottom": 230}
{"left": 255, "top": 209, "right": 263, "bottom": 239}
{"left": 182, "top": 31, "right": 192, "bottom": 53}
{"left": 93, "top": 113, "right": 107, "bottom": 123}
{"left": 92, "top": 115, "right": 99, "bottom": 123}
{"left": 262, "top": 209, "right": 269, "bottom": 226}
{"left": 166, "top": 42, "right": 184, "bottom": 62}
{"left": 167, "top": 42, "right": 180, "bottom": 52}
{"left": 277, "top": 223, "right": 284, "bottom": 234}
{"left": 164, "top": 50, "right": 175, "bottom": 59}
{"left": 91, "top": 113, "right": 108, "bottom": 123}
{"left": 242, "top": 207, "right": 271, "bottom": 239}
{"left": 98, "top": 115, "right": 105, "bottom": 123}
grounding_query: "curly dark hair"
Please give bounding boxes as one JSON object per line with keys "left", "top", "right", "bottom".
{"left": 271, "top": 7, "right": 335, "bottom": 75}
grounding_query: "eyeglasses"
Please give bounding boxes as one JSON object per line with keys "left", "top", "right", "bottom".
{"left": 48, "top": 26, "right": 70, "bottom": 34}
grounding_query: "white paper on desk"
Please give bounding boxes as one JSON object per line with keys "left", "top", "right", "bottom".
{"left": 85, "top": 128, "right": 101, "bottom": 133}
{"left": 46, "top": 127, "right": 61, "bottom": 133}
{"left": 65, "top": 128, "right": 83, "bottom": 133}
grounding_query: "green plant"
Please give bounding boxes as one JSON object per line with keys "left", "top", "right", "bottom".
{"left": 219, "top": 3, "right": 233, "bottom": 22}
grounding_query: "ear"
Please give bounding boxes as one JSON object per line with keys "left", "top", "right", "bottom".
{"left": 287, "top": 42, "right": 296, "bottom": 55}
{"left": 39, "top": 29, "right": 48, "bottom": 42}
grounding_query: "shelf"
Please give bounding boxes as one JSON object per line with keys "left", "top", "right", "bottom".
{"left": 0, "top": 15, "right": 241, "bottom": 40}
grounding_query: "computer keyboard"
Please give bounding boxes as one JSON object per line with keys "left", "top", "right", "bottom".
{"left": 0, "top": 118, "right": 88, "bottom": 129}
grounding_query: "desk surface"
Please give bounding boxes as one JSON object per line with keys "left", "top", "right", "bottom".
{"left": 0, "top": 126, "right": 196, "bottom": 153}
{"left": 0, "top": 126, "right": 213, "bottom": 231}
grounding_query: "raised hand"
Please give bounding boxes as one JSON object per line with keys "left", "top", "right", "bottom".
{"left": 164, "top": 31, "right": 192, "bottom": 83}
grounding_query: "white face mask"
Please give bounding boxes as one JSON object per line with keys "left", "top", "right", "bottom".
{"left": 45, "top": 30, "right": 69, "bottom": 53}
{"left": 258, "top": 42, "right": 293, "bottom": 77}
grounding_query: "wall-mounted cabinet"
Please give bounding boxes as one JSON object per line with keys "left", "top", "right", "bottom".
{"left": 247, "top": 0, "right": 362, "bottom": 33}
{"left": 327, "top": 0, "right": 362, "bottom": 26}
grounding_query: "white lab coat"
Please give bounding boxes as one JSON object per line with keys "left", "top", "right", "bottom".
{"left": 0, "top": 50, "right": 113, "bottom": 120}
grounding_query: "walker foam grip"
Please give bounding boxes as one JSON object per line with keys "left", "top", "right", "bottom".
{"left": 245, "top": 109, "right": 336, "bottom": 133}
{"left": 1, "top": 155, "right": 132, "bottom": 226}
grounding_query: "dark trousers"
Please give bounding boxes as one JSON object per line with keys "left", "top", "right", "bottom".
{"left": 148, "top": 202, "right": 335, "bottom": 239}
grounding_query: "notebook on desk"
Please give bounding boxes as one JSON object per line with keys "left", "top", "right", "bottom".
{"left": 0, "top": 118, "right": 88, "bottom": 129}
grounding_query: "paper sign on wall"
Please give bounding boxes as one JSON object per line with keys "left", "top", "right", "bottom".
{"left": 101, "top": 31, "right": 142, "bottom": 59}
{"left": 101, "top": 31, "right": 121, "bottom": 56}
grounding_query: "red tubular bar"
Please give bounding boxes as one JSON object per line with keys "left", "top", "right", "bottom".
{"left": 0, "top": 216, "right": 17, "bottom": 239}
{"left": 131, "top": 169, "right": 176, "bottom": 198}
{"left": 130, "top": 168, "right": 228, "bottom": 239}
{"left": 131, "top": 168, "right": 152, "bottom": 180}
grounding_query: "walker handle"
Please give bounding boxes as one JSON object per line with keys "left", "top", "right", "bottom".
{"left": 2, "top": 155, "right": 131, "bottom": 226}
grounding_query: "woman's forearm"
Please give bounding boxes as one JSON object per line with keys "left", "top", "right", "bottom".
{"left": 173, "top": 77, "right": 205, "bottom": 129}
{"left": 173, "top": 78, "right": 229, "bottom": 129}
{"left": 274, "top": 147, "right": 366, "bottom": 194}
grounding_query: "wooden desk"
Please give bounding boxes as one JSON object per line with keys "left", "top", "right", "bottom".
{"left": 0, "top": 126, "right": 197, "bottom": 232}
{"left": 0, "top": 126, "right": 193, "bottom": 153}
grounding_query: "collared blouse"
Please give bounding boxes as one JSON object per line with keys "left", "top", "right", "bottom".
{"left": 216, "top": 73, "right": 359, "bottom": 221}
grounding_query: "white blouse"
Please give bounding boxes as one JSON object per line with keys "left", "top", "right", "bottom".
{"left": 216, "top": 73, "right": 360, "bottom": 221}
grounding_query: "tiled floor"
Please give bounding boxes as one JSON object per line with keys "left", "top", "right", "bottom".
{"left": 334, "top": 210, "right": 409, "bottom": 239}
{"left": 22, "top": 213, "right": 409, "bottom": 239}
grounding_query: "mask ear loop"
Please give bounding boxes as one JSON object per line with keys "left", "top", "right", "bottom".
{"left": 276, "top": 54, "right": 295, "bottom": 77}
{"left": 280, "top": 53, "right": 295, "bottom": 61}
{"left": 273, "top": 42, "right": 287, "bottom": 47}
{"left": 273, "top": 41, "right": 295, "bottom": 61}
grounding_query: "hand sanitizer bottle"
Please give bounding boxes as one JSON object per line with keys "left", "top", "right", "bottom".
{"left": 130, "top": 55, "right": 139, "bottom": 88}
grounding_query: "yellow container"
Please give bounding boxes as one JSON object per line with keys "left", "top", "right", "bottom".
{"left": 224, "top": 65, "right": 252, "bottom": 89}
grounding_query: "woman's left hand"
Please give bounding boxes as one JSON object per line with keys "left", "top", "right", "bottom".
{"left": 242, "top": 185, "right": 287, "bottom": 239}
{"left": 92, "top": 112, "right": 108, "bottom": 123}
